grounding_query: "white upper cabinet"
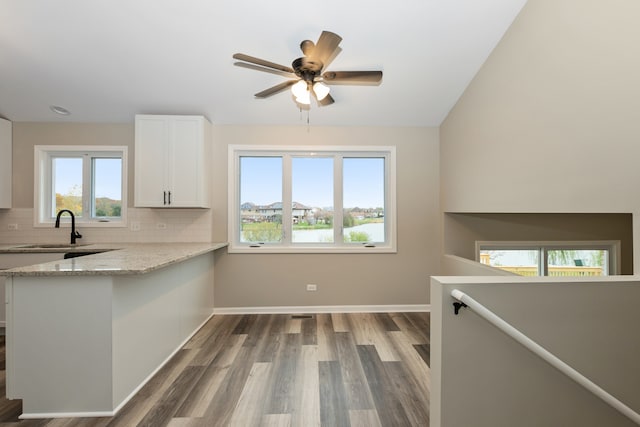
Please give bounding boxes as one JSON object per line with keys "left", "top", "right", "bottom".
{"left": 134, "top": 115, "right": 212, "bottom": 208}
{"left": 0, "top": 118, "right": 12, "bottom": 209}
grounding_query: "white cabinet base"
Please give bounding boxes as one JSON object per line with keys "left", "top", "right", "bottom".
{"left": 1, "top": 253, "right": 67, "bottom": 327}
{"left": 6, "top": 253, "right": 214, "bottom": 418}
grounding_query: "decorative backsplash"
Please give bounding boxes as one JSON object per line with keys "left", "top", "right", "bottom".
{"left": 0, "top": 208, "right": 213, "bottom": 244}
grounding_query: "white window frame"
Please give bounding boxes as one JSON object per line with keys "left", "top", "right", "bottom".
{"left": 34, "top": 145, "right": 128, "bottom": 228}
{"left": 228, "top": 145, "right": 397, "bottom": 253}
{"left": 475, "top": 240, "right": 621, "bottom": 276}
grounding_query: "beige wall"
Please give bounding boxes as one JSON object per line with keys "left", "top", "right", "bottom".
{"left": 433, "top": 2, "right": 640, "bottom": 425}
{"left": 4, "top": 122, "right": 440, "bottom": 307}
{"left": 444, "top": 213, "right": 634, "bottom": 274}
{"left": 12, "top": 122, "right": 135, "bottom": 208}
{"left": 3, "top": 122, "right": 209, "bottom": 245}
{"left": 211, "top": 125, "right": 440, "bottom": 308}
{"left": 440, "top": 0, "right": 640, "bottom": 214}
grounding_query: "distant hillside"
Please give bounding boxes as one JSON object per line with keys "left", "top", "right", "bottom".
{"left": 55, "top": 194, "right": 121, "bottom": 217}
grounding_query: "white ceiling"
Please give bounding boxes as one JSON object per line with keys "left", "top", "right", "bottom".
{"left": 0, "top": 0, "right": 527, "bottom": 126}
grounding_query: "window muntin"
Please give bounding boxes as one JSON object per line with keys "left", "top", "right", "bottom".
{"left": 35, "top": 146, "right": 128, "bottom": 227}
{"left": 229, "top": 145, "right": 396, "bottom": 253}
{"left": 477, "top": 241, "right": 618, "bottom": 276}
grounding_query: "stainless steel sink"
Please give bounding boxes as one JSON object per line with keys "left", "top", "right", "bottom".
{"left": 15, "top": 243, "right": 90, "bottom": 249}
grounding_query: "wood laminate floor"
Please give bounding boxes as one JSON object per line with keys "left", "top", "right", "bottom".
{"left": 0, "top": 312, "right": 430, "bottom": 427}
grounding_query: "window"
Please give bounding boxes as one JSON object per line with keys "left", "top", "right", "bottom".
{"left": 35, "top": 145, "right": 128, "bottom": 227}
{"left": 476, "top": 241, "right": 620, "bottom": 276}
{"left": 229, "top": 145, "right": 396, "bottom": 253}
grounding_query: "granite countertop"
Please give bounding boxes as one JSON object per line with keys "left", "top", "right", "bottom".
{"left": 0, "top": 242, "right": 228, "bottom": 277}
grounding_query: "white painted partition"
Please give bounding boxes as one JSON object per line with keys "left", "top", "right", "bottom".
{"left": 430, "top": 275, "right": 640, "bottom": 427}
{"left": 440, "top": 253, "right": 515, "bottom": 276}
{"left": 6, "top": 252, "right": 214, "bottom": 418}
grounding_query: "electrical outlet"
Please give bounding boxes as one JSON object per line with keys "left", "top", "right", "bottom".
{"left": 306, "top": 284, "right": 317, "bottom": 291}
{"left": 130, "top": 221, "right": 140, "bottom": 231}
{"left": 156, "top": 222, "right": 167, "bottom": 230}
{"left": 7, "top": 223, "right": 18, "bottom": 231}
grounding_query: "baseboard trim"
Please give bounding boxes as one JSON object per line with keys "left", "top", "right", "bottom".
{"left": 20, "top": 411, "right": 116, "bottom": 420}
{"left": 213, "top": 304, "right": 430, "bottom": 315}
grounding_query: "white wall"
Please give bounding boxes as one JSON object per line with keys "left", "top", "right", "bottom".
{"left": 440, "top": 254, "right": 514, "bottom": 276}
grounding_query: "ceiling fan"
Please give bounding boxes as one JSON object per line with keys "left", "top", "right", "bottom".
{"left": 233, "top": 30, "right": 383, "bottom": 107}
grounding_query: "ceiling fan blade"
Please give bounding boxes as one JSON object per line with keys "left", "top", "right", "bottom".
{"left": 233, "top": 53, "right": 294, "bottom": 74}
{"left": 317, "top": 93, "right": 335, "bottom": 106}
{"left": 254, "top": 80, "right": 298, "bottom": 98}
{"left": 311, "top": 31, "right": 342, "bottom": 69}
{"left": 234, "top": 62, "right": 297, "bottom": 79}
{"left": 322, "top": 70, "right": 383, "bottom": 84}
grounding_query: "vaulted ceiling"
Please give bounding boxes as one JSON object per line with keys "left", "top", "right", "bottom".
{"left": 0, "top": 0, "right": 527, "bottom": 126}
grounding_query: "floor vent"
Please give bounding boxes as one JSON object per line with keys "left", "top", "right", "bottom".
{"left": 291, "top": 315, "right": 314, "bottom": 319}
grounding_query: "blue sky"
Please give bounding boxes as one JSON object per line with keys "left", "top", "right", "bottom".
{"left": 240, "top": 156, "right": 384, "bottom": 209}
{"left": 54, "top": 157, "right": 122, "bottom": 199}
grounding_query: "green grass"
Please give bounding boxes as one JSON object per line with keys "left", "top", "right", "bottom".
{"left": 292, "top": 223, "right": 333, "bottom": 230}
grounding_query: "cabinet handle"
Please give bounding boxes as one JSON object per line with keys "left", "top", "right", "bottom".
{"left": 168, "top": 191, "right": 171, "bottom": 205}
{"left": 163, "top": 191, "right": 167, "bottom": 205}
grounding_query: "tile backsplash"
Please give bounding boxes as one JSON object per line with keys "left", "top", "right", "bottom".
{"left": 0, "top": 208, "right": 213, "bottom": 244}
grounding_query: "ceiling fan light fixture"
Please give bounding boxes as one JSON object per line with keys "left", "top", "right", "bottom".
{"left": 291, "top": 80, "right": 308, "bottom": 99}
{"left": 296, "top": 90, "right": 311, "bottom": 105}
{"left": 312, "top": 82, "right": 330, "bottom": 101}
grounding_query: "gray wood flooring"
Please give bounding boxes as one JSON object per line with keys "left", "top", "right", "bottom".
{"left": 0, "top": 312, "right": 430, "bottom": 426}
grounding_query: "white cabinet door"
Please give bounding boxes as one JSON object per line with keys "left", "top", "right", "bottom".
{"left": 169, "top": 116, "right": 208, "bottom": 207}
{"left": 134, "top": 116, "right": 169, "bottom": 207}
{"left": 0, "top": 118, "right": 12, "bottom": 209}
{"left": 134, "top": 115, "right": 211, "bottom": 208}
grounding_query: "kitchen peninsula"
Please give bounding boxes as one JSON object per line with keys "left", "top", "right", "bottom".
{"left": 0, "top": 242, "right": 227, "bottom": 419}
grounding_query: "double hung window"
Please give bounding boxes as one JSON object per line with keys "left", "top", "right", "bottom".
{"left": 229, "top": 145, "right": 396, "bottom": 253}
{"left": 34, "top": 145, "right": 128, "bottom": 226}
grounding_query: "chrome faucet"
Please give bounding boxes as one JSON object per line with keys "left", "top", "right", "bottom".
{"left": 55, "top": 209, "right": 82, "bottom": 245}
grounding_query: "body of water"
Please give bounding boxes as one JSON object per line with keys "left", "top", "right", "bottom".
{"left": 292, "top": 222, "right": 384, "bottom": 243}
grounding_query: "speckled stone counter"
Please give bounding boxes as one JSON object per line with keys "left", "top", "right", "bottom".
{"left": 0, "top": 242, "right": 227, "bottom": 276}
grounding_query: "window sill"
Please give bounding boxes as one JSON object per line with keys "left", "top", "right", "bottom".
{"left": 228, "top": 245, "right": 397, "bottom": 254}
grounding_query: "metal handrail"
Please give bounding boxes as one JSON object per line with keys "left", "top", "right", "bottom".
{"left": 451, "top": 289, "right": 640, "bottom": 425}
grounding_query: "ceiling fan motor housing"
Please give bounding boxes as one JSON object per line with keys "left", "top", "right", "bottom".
{"left": 292, "top": 57, "right": 323, "bottom": 83}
